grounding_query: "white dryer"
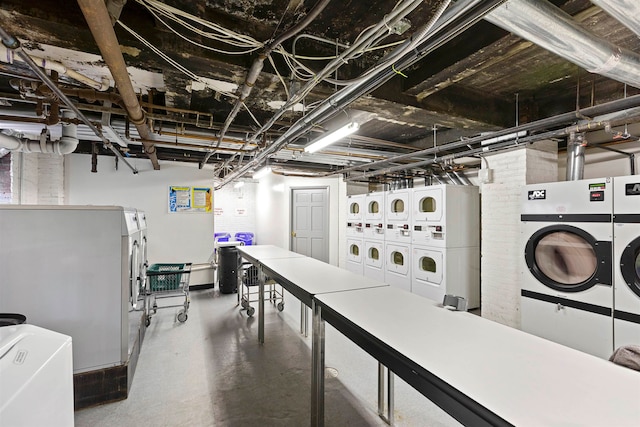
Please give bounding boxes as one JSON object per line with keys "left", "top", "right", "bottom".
{"left": 346, "top": 194, "right": 365, "bottom": 238}
{"left": 385, "top": 241, "right": 411, "bottom": 291}
{"left": 385, "top": 188, "right": 412, "bottom": 244}
{"left": 364, "top": 239, "right": 385, "bottom": 282}
{"left": 521, "top": 178, "right": 614, "bottom": 359}
{"left": 412, "top": 184, "right": 479, "bottom": 248}
{"left": 136, "top": 209, "right": 148, "bottom": 309}
{"left": 613, "top": 175, "right": 640, "bottom": 349}
{"left": 345, "top": 237, "right": 364, "bottom": 275}
{"left": 411, "top": 245, "right": 480, "bottom": 308}
{"left": 124, "top": 208, "right": 142, "bottom": 311}
{"left": 363, "top": 191, "right": 386, "bottom": 241}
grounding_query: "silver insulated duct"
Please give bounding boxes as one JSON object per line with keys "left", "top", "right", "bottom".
{"left": 485, "top": 0, "right": 640, "bottom": 88}
{"left": 590, "top": 0, "right": 640, "bottom": 39}
{"left": 566, "top": 132, "right": 587, "bottom": 181}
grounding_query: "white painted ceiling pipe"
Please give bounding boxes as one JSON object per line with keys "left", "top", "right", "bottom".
{"left": 0, "top": 110, "right": 79, "bottom": 154}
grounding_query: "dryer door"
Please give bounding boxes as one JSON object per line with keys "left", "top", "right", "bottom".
{"left": 525, "top": 224, "right": 612, "bottom": 292}
{"left": 413, "top": 187, "right": 443, "bottom": 222}
{"left": 620, "top": 236, "right": 640, "bottom": 297}
{"left": 413, "top": 248, "right": 443, "bottom": 285}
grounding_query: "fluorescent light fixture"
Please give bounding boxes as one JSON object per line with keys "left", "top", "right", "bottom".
{"left": 252, "top": 166, "right": 272, "bottom": 179}
{"left": 233, "top": 181, "right": 244, "bottom": 189}
{"left": 304, "top": 122, "right": 359, "bottom": 153}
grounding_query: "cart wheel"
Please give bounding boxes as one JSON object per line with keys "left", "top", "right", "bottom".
{"left": 153, "top": 303, "right": 158, "bottom": 314}
{"left": 177, "top": 310, "right": 188, "bottom": 323}
{"left": 277, "top": 302, "right": 285, "bottom": 312}
{"left": 247, "top": 306, "right": 255, "bottom": 317}
{"left": 145, "top": 316, "right": 151, "bottom": 327}
{"left": 241, "top": 298, "right": 248, "bottom": 309}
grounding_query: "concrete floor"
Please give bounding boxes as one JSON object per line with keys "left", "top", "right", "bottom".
{"left": 75, "top": 288, "right": 461, "bottom": 426}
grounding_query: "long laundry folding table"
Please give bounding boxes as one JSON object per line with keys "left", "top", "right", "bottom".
{"left": 237, "top": 245, "right": 389, "bottom": 343}
{"left": 314, "top": 286, "right": 640, "bottom": 427}
{"left": 236, "top": 245, "right": 305, "bottom": 341}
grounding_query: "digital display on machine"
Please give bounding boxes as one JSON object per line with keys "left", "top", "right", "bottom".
{"left": 590, "top": 191, "right": 605, "bottom": 202}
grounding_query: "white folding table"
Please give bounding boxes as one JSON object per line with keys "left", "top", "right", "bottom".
{"left": 314, "top": 286, "right": 640, "bottom": 427}
{"left": 236, "top": 245, "right": 305, "bottom": 342}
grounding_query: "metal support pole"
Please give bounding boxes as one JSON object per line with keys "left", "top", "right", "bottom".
{"left": 377, "top": 363, "right": 395, "bottom": 425}
{"left": 311, "top": 300, "right": 325, "bottom": 426}
{"left": 301, "top": 301, "right": 305, "bottom": 334}
{"left": 258, "top": 267, "right": 265, "bottom": 344}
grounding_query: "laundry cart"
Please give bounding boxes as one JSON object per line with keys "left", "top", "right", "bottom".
{"left": 145, "top": 263, "right": 192, "bottom": 325}
{"left": 240, "top": 264, "right": 284, "bottom": 317}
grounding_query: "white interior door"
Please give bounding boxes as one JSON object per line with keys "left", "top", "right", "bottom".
{"left": 291, "top": 187, "right": 329, "bottom": 263}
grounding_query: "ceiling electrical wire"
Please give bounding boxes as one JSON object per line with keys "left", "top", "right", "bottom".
{"left": 135, "top": 0, "right": 263, "bottom": 53}
{"left": 116, "top": 20, "right": 238, "bottom": 98}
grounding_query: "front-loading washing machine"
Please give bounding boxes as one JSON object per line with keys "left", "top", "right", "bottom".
{"left": 363, "top": 191, "right": 386, "bottom": 241}
{"left": 346, "top": 194, "right": 365, "bottom": 239}
{"left": 521, "top": 178, "right": 614, "bottom": 359}
{"left": 385, "top": 188, "right": 412, "bottom": 244}
{"left": 411, "top": 245, "right": 480, "bottom": 308}
{"left": 613, "top": 175, "right": 640, "bottom": 349}
{"left": 346, "top": 237, "right": 365, "bottom": 275}
{"left": 385, "top": 241, "right": 411, "bottom": 291}
{"left": 412, "top": 184, "right": 479, "bottom": 248}
{"left": 364, "top": 239, "right": 385, "bottom": 282}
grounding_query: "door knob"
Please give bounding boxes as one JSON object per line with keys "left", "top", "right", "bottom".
{"left": 291, "top": 231, "right": 297, "bottom": 237}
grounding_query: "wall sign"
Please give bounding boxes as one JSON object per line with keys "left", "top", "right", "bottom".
{"left": 169, "top": 186, "right": 212, "bottom": 213}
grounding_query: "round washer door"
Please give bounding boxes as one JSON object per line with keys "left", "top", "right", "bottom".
{"left": 524, "top": 224, "right": 612, "bottom": 292}
{"left": 620, "top": 236, "right": 640, "bottom": 297}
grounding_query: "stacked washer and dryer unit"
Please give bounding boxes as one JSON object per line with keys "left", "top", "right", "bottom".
{"left": 345, "top": 194, "right": 366, "bottom": 275}
{"left": 345, "top": 184, "right": 480, "bottom": 306}
{"left": 411, "top": 185, "right": 480, "bottom": 308}
{"left": 365, "top": 191, "right": 388, "bottom": 284}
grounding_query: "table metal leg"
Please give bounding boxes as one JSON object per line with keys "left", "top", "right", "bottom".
{"left": 300, "top": 301, "right": 305, "bottom": 334}
{"left": 311, "top": 300, "right": 325, "bottom": 427}
{"left": 378, "top": 363, "right": 394, "bottom": 425}
{"left": 258, "top": 268, "right": 265, "bottom": 345}
{"left": 304, "top": 305, "right": 309, "bottom": 337}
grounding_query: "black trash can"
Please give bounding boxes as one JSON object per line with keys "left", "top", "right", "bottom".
{"left": 218, "top": 246, "right": 239, "bottom": 294}
{"left": 0, "top": 313, "right": 26, "bottom": 327}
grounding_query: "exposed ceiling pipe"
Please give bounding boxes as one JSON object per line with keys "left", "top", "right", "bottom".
{"left": 213, "top": 0, "right": 428, "bottom": 173}
{"left": 214, "top": 0, "right": 505, "bottom": 188}
{"left": 590, "top": 0, "right": 640, "bottom": 39}
{"left": 566, "top": 132, "right": 587, "bottom": 181}
{"left": 0, "top": 25, "right": 138, "bottom": 173}
{"left": 77, "top": 0, "right": 160, "bottom": 170}
{"left": 485, "top": 0, "right": 640, "bottom": 88}
{"left": 202, "top": 0, "right": 332, "bottom": 167}
{"left": 337, "top": 93, "right": 640, "bottom": 178}
{"left": 0, "top": 44, "right": 110, "bottom": 91}
{"left": 454, "top": 170, "right": 473, "bottom": 185}
{"left": 345, "top": 112, "right": 640, "bottom": 182}
{"left": 0, "top": 110, "right": 78, "bottom": 154}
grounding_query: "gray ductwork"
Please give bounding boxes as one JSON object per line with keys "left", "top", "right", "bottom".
{"left": 485, "top": 0, "right": 640, "bottom": 88}
{"left": 0, "top": 110, "right": 78, "bottom": 154}
{"left": 566, "top": 132, "right": 587, "bottom": 181}
{"left": 590, "top": 0, "right": 640, "bottom": 39}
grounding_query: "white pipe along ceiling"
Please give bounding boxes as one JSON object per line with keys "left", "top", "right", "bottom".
{"left": 0, "top": 0, "right": 638, "bottom": 184}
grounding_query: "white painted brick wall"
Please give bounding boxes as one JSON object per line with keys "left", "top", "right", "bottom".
{"left": 1, "top": 153, "right": 65, "bottom": 204}
{"left": 480, "top": 141, "right": 557, "bottom": 328}
{"left": 37, "top": 153, "right": 65, "bottom": 204}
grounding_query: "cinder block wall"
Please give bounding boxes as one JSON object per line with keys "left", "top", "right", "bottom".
{"left": 480, "top": 141, "right": 557, "bottom": 328}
